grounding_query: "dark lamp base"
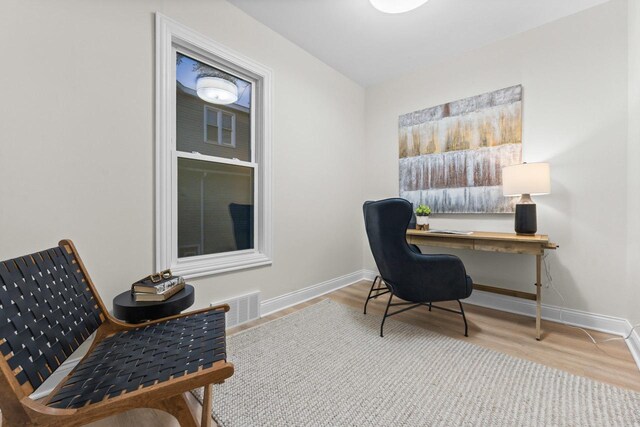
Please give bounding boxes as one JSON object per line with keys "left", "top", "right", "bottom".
{"left": 515, "top": 203, "right": 537, "bottom": 235}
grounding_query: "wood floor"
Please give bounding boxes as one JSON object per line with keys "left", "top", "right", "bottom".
{"left": 10, "top": 280, "right": 640, "bottom": 426}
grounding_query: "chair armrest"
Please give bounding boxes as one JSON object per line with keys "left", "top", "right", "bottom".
{"left": 391, "top": 252, "right": 470, "bottom": 302}
{"left": 20, "top": 397, "right": 78, "bottom": 420}
{"left": 106, "top": 304, "right": 230, "bottom": 331}
{"left": 413, "top": 253, "right": 467, "bottom": 277}
{"left": 20, "top": 359, "right": 234, "bottom": 425}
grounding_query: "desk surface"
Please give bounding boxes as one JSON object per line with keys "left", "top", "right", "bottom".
{"left": 406, "top": 229, "right": 550, "bottom": 244}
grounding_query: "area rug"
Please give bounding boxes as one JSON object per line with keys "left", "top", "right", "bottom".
{"left": 193, "top": 300, "right": 640, "bottom": 426}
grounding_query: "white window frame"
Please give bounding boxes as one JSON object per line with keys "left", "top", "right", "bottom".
{"left": 204, "top": 106, "right": 236, "bottom": 148}
{"left": 156, "top": 13, "right": 273, "bottom": 278}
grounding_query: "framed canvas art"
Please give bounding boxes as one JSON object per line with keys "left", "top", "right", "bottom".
{"left": 398, "top": 85, "right": 522, "bottom": 213}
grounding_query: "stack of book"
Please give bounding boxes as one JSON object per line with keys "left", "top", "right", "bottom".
{"left": 131, "top": 275, "right": 185, "bottom": 302}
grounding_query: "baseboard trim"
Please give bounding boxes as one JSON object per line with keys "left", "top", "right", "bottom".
{"left": 628, "top": 328, "right": 640, "bottom": 370}
{"left": 465, "top": 286, "right": 631, "bottom": 336}
{"left": 260, "top": 270, "right": 371, "bottom": 317}
{"left": 31, "top": 269, "right": 640, "bottom": 401}
{"left": 362, "top": 269, "right": 640, "bottom": 371}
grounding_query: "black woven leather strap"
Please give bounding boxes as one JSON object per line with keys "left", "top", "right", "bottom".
{"left": 47, "top": 309, "right": 226, "bottom": 409}
{"left": 0, "top": 245, "right": 104, "bottom": 389}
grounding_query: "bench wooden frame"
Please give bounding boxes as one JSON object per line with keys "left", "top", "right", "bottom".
{"left": 0, "top": 240, "right": 233, "bottom": 427}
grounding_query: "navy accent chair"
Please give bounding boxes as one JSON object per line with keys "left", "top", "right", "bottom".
{"left": 229, "top": 203, "right": 254, "bottom": 250}
{"left": 363, "top": 201, "right": 422, "bottom": 315}
{"left": 363, "top": 198, "right": 473, "bottom": 337}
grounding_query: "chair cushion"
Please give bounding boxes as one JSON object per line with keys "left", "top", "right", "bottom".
{"left": 46, "top": 309, "right": 226, "bottom": 409}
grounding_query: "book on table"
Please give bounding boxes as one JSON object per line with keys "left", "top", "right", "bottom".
{"left": 134, "top": 282, "right": 185, "bottom": 302}
{"left": 132, "top": 275, "right": 185, "bottom": 294}
{"left": 131, "top": 272, "right": 186, "bottom": 302}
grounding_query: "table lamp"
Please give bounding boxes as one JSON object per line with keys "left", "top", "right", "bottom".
{"left": 502, "top": 162, "right": 551, "bottom": 235}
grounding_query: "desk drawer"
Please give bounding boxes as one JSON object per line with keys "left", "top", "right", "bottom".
{"left": 474, "top": 241, "right": 543, "bottom": 255}
{"left": 409, "top": 236, "right": 475, "bottom": 251}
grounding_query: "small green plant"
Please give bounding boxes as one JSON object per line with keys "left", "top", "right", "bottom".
{"left": 415, "top": 204, "right": 432, "bottom": 216}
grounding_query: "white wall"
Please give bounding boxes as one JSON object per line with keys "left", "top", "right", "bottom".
{"left": 363, "top": 0, "right": 634, "bottom": 320}
{"left": 0, "top": 0, "right": 365, "bottom": 309}
{"left": 628, "top": 0, "right": 640, "bottom": 325}
{"left": 0, "top": 0, "right": 636, "bottom": 326}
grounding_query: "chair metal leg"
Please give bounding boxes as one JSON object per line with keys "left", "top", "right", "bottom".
{"left": 458, "top": 300, "right": 468, "bottom": 337}
{"left": 364, "top": 276, "right": 379, "bottom": 314}
{"left": 380, "top": 293, "right": 393, "bottom": 337}
{"left": 377, "top": 295, "right": 469, "bottom": 338}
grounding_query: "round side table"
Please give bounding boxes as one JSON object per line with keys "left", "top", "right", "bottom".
{"left": 112, "top": 284, "right": 195, "bottom": 323}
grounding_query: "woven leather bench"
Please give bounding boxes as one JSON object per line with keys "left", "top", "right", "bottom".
{"left": 0, "top": 240, "right": 234, "bottom": 427}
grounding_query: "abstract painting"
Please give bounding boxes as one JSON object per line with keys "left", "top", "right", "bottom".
{"left": 398, "top": 85, "right": 522, "bottom": 213}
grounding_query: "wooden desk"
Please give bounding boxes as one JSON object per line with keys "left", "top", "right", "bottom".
{"left": 406, "top": 229, "right": 558, "bottom": 340}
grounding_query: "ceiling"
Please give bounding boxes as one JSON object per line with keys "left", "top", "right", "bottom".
{"left": 227, "top": 0, "right": 610, "bottom": 86}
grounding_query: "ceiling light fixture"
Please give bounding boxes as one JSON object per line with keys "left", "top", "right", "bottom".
{"left": 369, "top": 0, "right": 429, "bottom": 14}
{"left": 196, "top": 76, "right": 238, "bottom": 105}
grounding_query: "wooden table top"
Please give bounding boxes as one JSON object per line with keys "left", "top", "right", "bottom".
{"left": 406, "top": 229, "right": 551, "bottom": 244}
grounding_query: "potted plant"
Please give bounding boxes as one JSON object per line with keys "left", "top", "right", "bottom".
{"left": 415, "top": 204, "right": 431, "bottom": 230}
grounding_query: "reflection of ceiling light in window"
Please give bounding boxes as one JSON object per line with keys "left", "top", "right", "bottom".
{"left": 369, "top": 0, "right": 428, "bottom": 14}
{"left": 196, "top": 77, "right": 238, "bottom": 105}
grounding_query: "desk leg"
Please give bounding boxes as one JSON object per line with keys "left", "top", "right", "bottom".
{"left": 536, "top": 254, "right": 542, "bottom": 341}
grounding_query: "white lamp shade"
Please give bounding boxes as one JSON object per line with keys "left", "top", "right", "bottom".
{"left": 502, "top": 163, "right": 551, "bottom": 196}
{"left": 369, "top": 0, "right": 429, "bottom": 14}
{"left": 196, "top": 77, "right": 238, "bottom": 105}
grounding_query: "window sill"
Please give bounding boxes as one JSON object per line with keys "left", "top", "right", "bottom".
{"left": 170, "top": 252, "right": 272, "bottom": 279}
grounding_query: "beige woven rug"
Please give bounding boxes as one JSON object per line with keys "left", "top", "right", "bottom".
{"left": 193, "top": 300, "right": 640, "bottom": 426}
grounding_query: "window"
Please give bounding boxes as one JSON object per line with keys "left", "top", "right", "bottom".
{"left": 205, "top": 106, "right": 236, "bottom": 148}
{"left": 156, "top": 14, "right": 272, "bottom": 278}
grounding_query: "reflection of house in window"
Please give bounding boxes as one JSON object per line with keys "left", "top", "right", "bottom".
{"left": 177, "top": 158, "right": 254, "bottom": 257}
{"left": 205, "top": 106, "right": 236, "bottom": 148}
{"left": 176, "top": 81, "right": 251, "bottom": 162}
{"left": 178, "top": 244, "right": 201, "bottom": 258}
